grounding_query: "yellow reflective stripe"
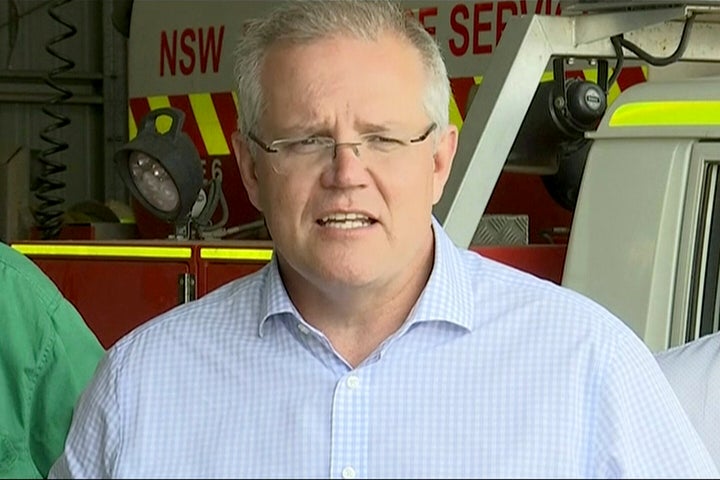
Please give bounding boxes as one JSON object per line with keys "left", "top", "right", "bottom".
{"left": 147, "top": 96, "right": 171, "bottom": 110}
{"left": 11, "top": 244, "right": 192, "bottom": 259}
{"left": 128, "top": 109, "right": 138, "bottom": 140}
{"left": 189, "top": 93, "right": 230, "bottom": 156}
{"left": 450, "top": 76, "right": 484, "bottom": 131}
{"left": 607, "top": 77, "right": 622, "bottom": 105}
{"left": 610, "top": 101, "right": 720, "bottom": 127}
{"left": 449, "top": 92, "right": 463, "bottom": 131}
{"left": 200, "top": 248, "right": 273, "bottom": 261}
{"left": 147, "top": 96, "right": 173, "bottom": 133}
{"left": 231, "top": 92, "right": 241, "bottom": 131}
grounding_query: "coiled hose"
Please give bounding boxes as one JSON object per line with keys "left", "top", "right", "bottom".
{"left": 34, "top": 0, "right": 76, "bottom": 239}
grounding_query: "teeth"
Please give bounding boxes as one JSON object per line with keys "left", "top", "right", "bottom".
{"left": 320, "top": 212, "right": 372, "bottom": 229}
{"left": 321, "top": 212, "right": 366, "bottom": 222}
{"left": 327, "top": 220, "right": 369, "bottom": 229}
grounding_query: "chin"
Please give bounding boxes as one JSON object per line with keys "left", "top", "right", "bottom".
{"left": 312, "top": 259, "right": 377, "bottom": 287}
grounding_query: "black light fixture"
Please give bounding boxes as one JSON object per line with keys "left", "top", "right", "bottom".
{"left": 507, "top": 57, "right": 609, "bottom": 211}
{"left": 114, "top": 107, "right": 259, "bottom": 240}
{"left": 114, "top": 107, "right": 205, "bottom": 235}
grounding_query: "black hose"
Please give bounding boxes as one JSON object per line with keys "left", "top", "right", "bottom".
{"left": 34, "top": 0, "right": 76, "bottom": 240}
{"left": 606, "top": 12, "right": 695, "bottom": 91}
{"left": 619, "top": 13, "right": 696, "bottom": 67}
{"left": 607, "top": 35, "right": 624, "bottom": 90}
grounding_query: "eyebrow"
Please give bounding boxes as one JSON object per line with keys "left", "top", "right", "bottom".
{"left": 354, "top": 120, "right": 402, "bottom": 133}
{"left": 274, "top": 119, "right": 407, "bottom": 138}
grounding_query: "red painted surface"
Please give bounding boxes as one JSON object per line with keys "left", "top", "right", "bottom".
{"left": 199, "top": 261, "right": 267, "bottom": 295}
{"left": 33, "top": 256, "right": 193, "bottom": 349}
{"left": 473, "top": 243, "right": 567, "bottom": 285}
{"left": 485, "top": 172, "right": 573, "bottom": 245}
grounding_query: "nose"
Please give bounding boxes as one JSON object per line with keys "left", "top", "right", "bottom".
{"left": 321, "top": 140, "right": 367, "bottom": 188}
{"left": 332, "top": 141, "right": 361, "bottom": 159}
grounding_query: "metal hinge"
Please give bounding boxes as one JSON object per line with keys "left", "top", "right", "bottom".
{"left": 178, "top": 273, "right": 196, "bottom": 304}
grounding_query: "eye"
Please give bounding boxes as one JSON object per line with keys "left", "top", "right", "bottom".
{"left": 298, "top": 137, "right": 324, "bottom": 146}
{"left": 284, "top": 137, "right": 332, "bottom": 155}
{"left": 364, "top": 134, "right": 404, "bottom": 152}
{"left": 365, "top": 134, "right": 402, "bottom": 144}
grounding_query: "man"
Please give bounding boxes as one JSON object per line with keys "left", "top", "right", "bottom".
{"left": 656, "top": 331, "right": 720, "bottom": 469}
{"left": 0, "top": 242, "right": 104, "bottom": 478}
{"left": 50, "top": 1, "right": 717, "bottom": 477}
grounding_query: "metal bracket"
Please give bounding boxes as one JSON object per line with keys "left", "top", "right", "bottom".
{"left": 178, "top": 272, "right": 196, "bottom": 304}
{"left": 434, "top": 9, "right": 720, "bottom": 248}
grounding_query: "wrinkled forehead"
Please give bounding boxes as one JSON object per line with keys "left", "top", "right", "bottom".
{"left": 258, "top": 33, "right": 429, "bottom": 130}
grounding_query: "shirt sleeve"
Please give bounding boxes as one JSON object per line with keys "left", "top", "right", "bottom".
{"left": 48, "top": 348, "right": 120, "bottom": 479}
{"left": 29, "top": 298, "right": 105, "bottom": 477}
{"left": 0, "top": 246, "right": 105, "bottom": 479}
{"left": 655, "top": 333, "right": 720, "bottom": 470}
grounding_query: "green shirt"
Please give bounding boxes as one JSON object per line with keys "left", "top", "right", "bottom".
{"left": 0, "top": 243, "right": 105, "bottom": 478}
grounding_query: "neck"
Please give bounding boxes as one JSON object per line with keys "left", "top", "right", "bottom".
{"left": 280, "top": 242, "right": 435, "bottom": 367}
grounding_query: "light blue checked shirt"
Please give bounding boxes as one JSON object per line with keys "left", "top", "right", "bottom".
{"left": 50, "top": 220, "right": 717, "bottom": 479}
{"left": 656, "top": 331, "right": 720, "bottom": 470}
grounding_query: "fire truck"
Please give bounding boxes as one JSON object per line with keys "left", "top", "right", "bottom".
{"left": 10, "top": 0, "right": 720, "bottom": 352}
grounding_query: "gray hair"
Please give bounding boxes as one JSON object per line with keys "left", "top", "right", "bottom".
{"left": 233, "top": 0, "right": 450, "bottom": 138}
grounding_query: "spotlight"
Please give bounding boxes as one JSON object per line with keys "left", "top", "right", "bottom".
{"left": 114, "top": 107, "right": 204, "bottom": 234}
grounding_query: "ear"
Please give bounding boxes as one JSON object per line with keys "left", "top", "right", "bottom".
{"left": 432, "top": 124, "right": 458, "bottom": 204}
{"left": 232, "top": 131, "right": 263, "bottom": 212}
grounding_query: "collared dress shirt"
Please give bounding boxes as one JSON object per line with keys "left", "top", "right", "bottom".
{"left": 0, "top": 242, "right": 104, "bottom": 478}
{"left": 656, "top": 330, "right": 720, "bottom": 470}
{"left": 50, "top": 220, "right": 718, "bottom": 478}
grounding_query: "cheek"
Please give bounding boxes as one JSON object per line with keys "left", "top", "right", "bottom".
{"left": 378, "top": 168, "right": 435, "bottom": 219}
{"left": 390, "top": 160, "right": 435, "bottom": 196}
{"left": 258, "top": 173, "right": 312, "bottom": 217}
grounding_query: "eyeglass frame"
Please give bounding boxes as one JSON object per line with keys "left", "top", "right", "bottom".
{"left": 246, "top": 122, "right": 438, "bottom": 159}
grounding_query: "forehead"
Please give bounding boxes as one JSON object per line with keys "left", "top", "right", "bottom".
{"left": 259, "top": 33, "right": 428, "bottom": 129}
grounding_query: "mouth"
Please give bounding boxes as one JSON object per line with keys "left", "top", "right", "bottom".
{"left": 317, "top": 212, "right": 377, "bottom": 230}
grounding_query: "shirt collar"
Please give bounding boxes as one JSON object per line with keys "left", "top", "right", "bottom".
{"left": 257, "top": 216, "right": 476, "bottom": 337}
{"left": 258, "top": 256, "right": 299, "bottom": 338}
{"left": 405, "top": 216, "right": 475, "bottom": 332}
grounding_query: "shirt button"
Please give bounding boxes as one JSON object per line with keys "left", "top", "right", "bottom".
{"left": 342, "top": 466, "right": 356, "bottom": 479}
{"left": 297, "top": 323, "right": 310, "bottom": 335}
{"left": 346, "top": 375, "right": 360, "bottom": 389}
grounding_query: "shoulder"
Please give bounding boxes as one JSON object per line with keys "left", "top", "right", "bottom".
{"left": 108, "top": 265, "right": 269, "bottom": 365}
{"left": 83, "top": 267, "right": 271, "bottom": 433}
{"left": 0, "top": 243, "right": 92, "bottom": 354}
{"left": 430, "top": 224, "right": 638, "bottom": 354}
{"left": 656, "top": 330, "right": 720, "bottom": 359}
{"left": 656, "top": 331, "right": 720, "bottom": 377}
{"left": 0, "top": 243, "right": 61, "bottom": 308}
{"left": 468, "top": 249, "right": 626, "bottom": 333}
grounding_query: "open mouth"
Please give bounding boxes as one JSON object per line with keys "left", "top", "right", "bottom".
{"left": 317, "top": 212, "right": 377, "bottom": 229}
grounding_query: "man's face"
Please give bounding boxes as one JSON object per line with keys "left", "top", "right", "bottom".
{"left": 234, "top": 32, "right": 457, "bottom": 293}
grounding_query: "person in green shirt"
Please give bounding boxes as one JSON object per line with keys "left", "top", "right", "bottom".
{"left": 0, "top": 241, "right": 104, "bottom": 478}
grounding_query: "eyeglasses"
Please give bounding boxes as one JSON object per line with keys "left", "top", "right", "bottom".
{"left": 247, "top": 123, "right": 437, "bottom": 174}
